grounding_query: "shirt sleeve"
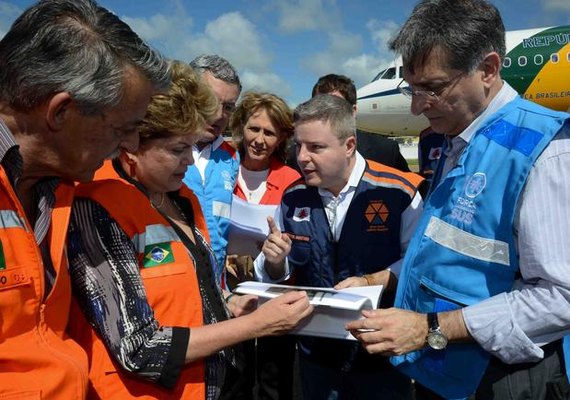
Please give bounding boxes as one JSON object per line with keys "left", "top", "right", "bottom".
{"left": 388, "top": 191, "right": 424, "bottom": 277}
{"left": 67, "top": 198, "right": 189, "bottom": 388}
{"left": 463, "top": 126, "right": 570, "bottom": 363}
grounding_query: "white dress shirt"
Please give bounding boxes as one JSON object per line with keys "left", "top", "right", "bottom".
{"left": 442, "top": 83, "right": 570, "bottom": 363}
{"left": 192, "top": 135, "right": 225, "bottom": 184}
{"left": 254, "top": 152, "right": 423, "bottom": 282}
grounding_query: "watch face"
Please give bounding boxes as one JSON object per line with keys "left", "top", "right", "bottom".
{"left": 427, "top": 331, "right": 448, "bottom": 350}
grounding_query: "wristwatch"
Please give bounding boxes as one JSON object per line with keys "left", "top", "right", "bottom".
{"left": 426, "top": 312, "right": 448, "bottom": 350}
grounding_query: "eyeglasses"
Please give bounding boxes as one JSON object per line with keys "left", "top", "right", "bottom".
{"left": 397, "top": 72, "right": 464, "bottom": 102}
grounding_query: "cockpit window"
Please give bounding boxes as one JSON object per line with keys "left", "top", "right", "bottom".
{"left": 372, "top": 67, "right": 397, "bottom": 82}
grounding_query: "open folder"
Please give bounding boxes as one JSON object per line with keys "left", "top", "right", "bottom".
{"left": 234, "top": 281, "right": 383, "bottom": 341}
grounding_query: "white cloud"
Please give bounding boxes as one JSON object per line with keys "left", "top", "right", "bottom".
{"left": 0, "top": 2, "right": 23, "bottom": 39}
{"left": 274, "top": 0, "right": 341, "bottom": 33}
{"left": 123, "top": 9, "right": 273, "bottom": 82}
{"left": 541, "top": 0, "right": 570, "bottom": 12}
{"left": 366, "top": 19, "right": 400, "bottom": 54}
{"left": 240, "top": 70, "right": 292, "bottom": 99}
{"left": 123, "top": 14, "right": 192, "bottom": 42}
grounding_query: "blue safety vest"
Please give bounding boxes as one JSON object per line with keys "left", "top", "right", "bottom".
{"left": 391, "top": 97, "right": 569, "bottom": 399}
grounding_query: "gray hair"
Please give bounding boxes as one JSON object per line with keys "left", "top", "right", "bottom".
{"left": 0, "top": 0, "right": 170, "bottom": 114}
{"left": 294, "top": 94, "right": 355, "bottom": 142}
{"left": 389, "top": 0, "right": 506, "bottom": 74}
{"left": 189, "top": 54, "right": 242, "bottom": 93}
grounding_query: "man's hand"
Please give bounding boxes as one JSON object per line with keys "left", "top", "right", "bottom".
{"left": 335, "top": 270, "right": 396, "bottom": 291}
{"left": 262, "top": 216, "right": 291, "bottom": 279}
{"left": 345, "top": 308, "right": 428, "bottom": 356}
{"left": 346, "top": 308, "right": 470, "bottom": 356}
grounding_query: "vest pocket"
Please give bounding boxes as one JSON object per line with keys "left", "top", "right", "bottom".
{"left": 0, "top": 391, "right": 41, "bottom": 399}
{"left": 417, "top": 277, "right": 472, "bottom": 312}
{"left": 289, "top": 241, "right": 311, "bottom": 266}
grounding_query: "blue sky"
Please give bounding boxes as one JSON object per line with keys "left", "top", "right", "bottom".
{"left": 1, "top": 0, "right": 569, "bottom": 106}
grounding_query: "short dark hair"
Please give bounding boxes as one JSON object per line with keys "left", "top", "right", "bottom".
{"left": 390, "top": 0, "right": 506, "bottom": 74}
{"left": 190, "top": 54, "right": 242, "bottom": 93}
{"left": 0, "top": 0, "right": 169, "bottom": 114}
{"left": 311, "top": 74, "right": 357, "bottom": 106}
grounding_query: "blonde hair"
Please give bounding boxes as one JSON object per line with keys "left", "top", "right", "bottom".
{"left": 230, "top": 92, "right": 293, "bottom": 162}
{"left": 138, "top": 60, "right": 219, "bottom": 141}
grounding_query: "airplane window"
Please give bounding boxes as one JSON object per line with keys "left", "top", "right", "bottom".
{"left": 518, "top": 56, "right": 527, "bottom": 67}
{"left": 534, "top": 54, "right": 543, "bottom": 65}
{"left": 399, "top": 66, "right": 403, "bottom": 78}
{"left": 567, "top": 52, "right": 570, "bottom": 62}
{"left": 551, "top": 53, "right": 559, "bottom": 63}
{"left": 382, "top": 67, "right": 396, "bottom": 79}
{"left": 503, "top": 57, "right": 511, "bottom": 68}
{"left": 371, "top": 70, "right": 386, "bottom": 82}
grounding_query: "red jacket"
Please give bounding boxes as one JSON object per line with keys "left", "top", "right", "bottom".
{"left": 234, "top": 158, "right": 301, "bottom": 205}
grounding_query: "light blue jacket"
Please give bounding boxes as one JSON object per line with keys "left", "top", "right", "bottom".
{"left": 183, "top": 140, "right": 239, "bottom": 285}
{"left": 391, "top": 97, "right": 568, "bottom": 399}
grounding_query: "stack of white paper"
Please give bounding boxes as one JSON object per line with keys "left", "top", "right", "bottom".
{"left": 227, "top": 195, "right": 279, "bottom": 257}
{"left": 235, "top": 281, "right": 383, "bottom": 340}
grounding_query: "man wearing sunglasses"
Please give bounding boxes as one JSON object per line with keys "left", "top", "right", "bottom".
{"left": 346, "top": 0, "right": 570, "bottom": 399}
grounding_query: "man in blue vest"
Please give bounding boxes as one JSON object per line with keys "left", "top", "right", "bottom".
{"left": 345, "top": 1, "right": 570, "bottom": 399}
{"left": 256, "top": 94, "right": 424, "bottom": 399}
{"left": 183, "top": 54, "right": 241, "bottom": 285}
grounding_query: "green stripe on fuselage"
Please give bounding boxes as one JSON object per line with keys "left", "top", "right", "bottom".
{"left": 502, "top": 26, "right": 570, "bottom": 95}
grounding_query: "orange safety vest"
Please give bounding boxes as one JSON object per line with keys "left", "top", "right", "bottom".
{"left": 0, "top": 167, "right": 88, "bottom": 399}
{"left": 69, "top": 161, "right": 206, "bottom": 399}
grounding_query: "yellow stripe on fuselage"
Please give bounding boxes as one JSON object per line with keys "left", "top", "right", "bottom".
{"left": 523, "top": 42, "right": 570, "bottom": 112}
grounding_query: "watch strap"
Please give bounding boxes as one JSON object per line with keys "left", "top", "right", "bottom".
{"left": 427, "top": 312, "right": 439, "bottom": 331}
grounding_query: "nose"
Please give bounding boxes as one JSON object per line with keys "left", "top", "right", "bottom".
{"left": 410, "top": 95, "right": 430, "bottom": 116}
{"left": 296, "top": 143, "right": 309, "bottom": 164}
{"left": 120, "top": 130, "right": 140, "bottom": 154}
{"left": 183, "top": 149, "right": 194, "bottom": 166}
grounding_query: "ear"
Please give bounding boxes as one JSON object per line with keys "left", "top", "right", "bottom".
{"left": 46, "top": 92, "right": 74, "bottom": 131}
{"left": 480, "top": 52, "right": 501, "bottom": 88}
{"left": 345, "top": 135, "right": 357, "bottom": 156}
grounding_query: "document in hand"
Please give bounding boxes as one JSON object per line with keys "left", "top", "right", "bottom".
{"left": 234, "top": 281, "right": 383, "bottom": 340}
{"left": 227, "top": 195, "right": 279, "bottom": 257}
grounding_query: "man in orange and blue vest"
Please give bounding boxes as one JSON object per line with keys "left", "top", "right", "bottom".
{"left": 0, "top": 1, "right": 169, "bottom": 398}
{"left": 256, "top": 94, "right": 424, "bottom": 399}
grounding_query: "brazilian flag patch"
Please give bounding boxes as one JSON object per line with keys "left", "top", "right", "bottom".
{"left": 143, "top": 242, "right": 174, "bottom": 268}
{"left": 0, "top": 240, "right": 5, "bottom": 270}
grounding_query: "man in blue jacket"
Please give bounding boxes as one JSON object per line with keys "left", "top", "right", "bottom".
{"left": 346, "top": 1, "right": 570, "bottom": 399}
{"left": 257, "top": 94, "right": 424, "bottom": 399}
{"left": 183, "top": 54, "right": 241, "bottom": 285}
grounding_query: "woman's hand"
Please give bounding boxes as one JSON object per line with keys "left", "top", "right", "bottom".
{"left": 226, "top": 294, "right": 258, "bottom": 317}
{"left": 334, "top": 276, "right": 369, "bottom": 289}
{"left": 253, "top": 290, "right": 314, "bottom": 336}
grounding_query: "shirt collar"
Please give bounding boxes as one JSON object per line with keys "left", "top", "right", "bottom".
{"left": 0, "top": 118, "right": 19, "bottom": 161}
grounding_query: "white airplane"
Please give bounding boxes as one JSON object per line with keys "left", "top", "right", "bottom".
{"left": 356, "top": 26, "right": 570, "bottom": 136}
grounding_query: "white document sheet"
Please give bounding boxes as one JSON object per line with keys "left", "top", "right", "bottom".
{"left": 234, "top": 281, "right": 383, "bottom": 340}
{"left": 227, "top": 195, "right": 279, "bottom": 257}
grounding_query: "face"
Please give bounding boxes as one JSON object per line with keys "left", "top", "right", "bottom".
{"left": 295, "top": 120, "right": 356, "bottom": 196}
{"left": 198, "top": 72, "right": 240, "bottom": 144}
{"left": 56, "top": 66, "right": 155, "bottom": 182}
{"left": 242, "top": 108, "right": 284, "bottom": 170}
{"left": 403, "top": 50, "right": 490, "bottom": 136}
{"left": 129, "top": 134, "right": 195, "bottom": 194}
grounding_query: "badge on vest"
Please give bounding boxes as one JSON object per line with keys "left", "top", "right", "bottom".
{"left": 293, "top": 207, "right": 311, "bottom": 222}
{"left": 365, "top": 200, "right": 389, "bottom": 232}
{"left": 143, "top": 242, "right": 174, "bottom": 267}
{"left": 449, "top": 172, "right": 486, "bottom": 225}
